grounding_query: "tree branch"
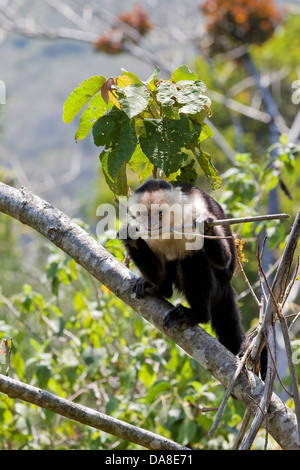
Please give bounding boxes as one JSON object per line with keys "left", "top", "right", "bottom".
{"left": 0, "top": 373, "right": 187, "bottom": 450}
{"left": 0, "top": 182, "right": 300, "bottom": 449}
{"left": 245, "top": 210, "right": 300, "bottom": 449}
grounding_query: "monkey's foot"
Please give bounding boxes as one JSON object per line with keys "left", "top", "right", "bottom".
{"left": 163, "top": 305, "right": 198, "bottom": 328}
{"left": 132, "top": 277, "right": 159, "bottom": 299}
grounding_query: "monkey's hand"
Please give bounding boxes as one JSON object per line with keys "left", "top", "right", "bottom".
{"left": 203, "top": 217, "right": 214, "bottom": 236}
{"left": 193, "top": 216, "right": 215, "bottom": 236}
{"left": 132, "top": 277, "right": 160, "bottom": 299}
{"left": 163, "top": 305, "right": 199, "bottom": 328}
{"left": 117, "top": 223, "right": 140, "bottom": 245}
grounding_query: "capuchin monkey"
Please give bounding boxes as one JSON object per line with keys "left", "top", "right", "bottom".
{"left": 118, "top": 179, "right": 246, "bottom": 357}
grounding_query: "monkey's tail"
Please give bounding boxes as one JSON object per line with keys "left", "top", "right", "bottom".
{"left": 260, "top": 345, "right": 268, "bottom": 382}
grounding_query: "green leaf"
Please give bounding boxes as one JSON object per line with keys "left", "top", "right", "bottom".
{"left": 63, "top": 75, "right": 106, "bottom": 123}
{"left": 156, "top": 81, "right": 178, "bottom": 106}
{"left": 177, "top": 80, "right": 210, "bottom": 115}
{"left": 156, "top": 82, "right": 179, "bottom": 119}
{"left": 68, "top": 259, "right": 78, "bottom": 280}
{"left": 143, "top": 65, "right": 160, "bottom": 90}
{"left": 36, "top": 364, "right": 51, "bottom": 389}
{"left": 195, "top": 150, "right": 222, "bottom": 189}
{"left": 121, "top": 68, "right": 143, "bottom": 84}
{"left": 105, "top": 239, "right": 122, "bottom": 247}
{"left": 75, "top": 92, "right": 113, "bottom": 140}
{"left": 138, "top": 363, "right": 157, "bottom": 387}
{"left": 144, "top": 380, "right": 171, "bottom": 403}
{"left": 93, "top": 107, "right": 120, "bottom": 147}
{"left": 129, "top": 144, "right": 154, "bottom": 180}
{"left": 174, "top": 161, "right": 198, "bottom": 184}
{"left": 199, "top": 123, "right": 213, "bottom": 142}
{"left": 106, "top": 397, "right": 118, "bottom": 415}
{"left": 139, "top": 115, "right": 194, "bottom": 175}
{"left": 102, "top": 161, "right": 129, "bottom": 196}
{"left": 113, "top": 83, "right": 150, "bottom": 119}
{"left": 93, "top": 108, "right": 137, "bottom": 179}
{"left": 177, "top": 419, "right": 198, "bottom": 445}
{"left": 73, "top": 291, "right": 86, "bottom": 311}
{"left": 171, "top": 65, "right": 198, "bottom": 83}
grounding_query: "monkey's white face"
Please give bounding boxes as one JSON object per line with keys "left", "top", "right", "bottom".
{"left": 129, "top": 188, "right": 183, "bottom": 235}
{"left": 128, "top": 187, "right": 208, "bottom": 244}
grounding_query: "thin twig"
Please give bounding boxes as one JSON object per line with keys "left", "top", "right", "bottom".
{"left": 264, "top": 334, "right": 293, "bottom": 398}
{"left": 240, "top": 243, "right": 279, "bottom": 449}
{"left": 237, "top": 257, "right": 280, "bottom": 301}
{"left": 208, "top": 334, "right": 257, "bottom": 438}
{"left": 232, "top": 409, "right": 252, "bottom": 450}
{"left": 282, "top": 256, "right": 300, "bottom": 309}
{"left": 5, "top": 338, "right": 13, "bottom": 377}
{"left": 235, "top": 246, "right": 262, "bottom": 308}
{"left": 241, "top": 384, "right": 271, "bottom": 450}
{"left": 277, "top": 308, "right": 300, "bottom": 442}
{"left": 188, "top": 402, "right": 218, "bottom": 413}
{"left": 208, "top": 213, "right": 290, "bottom": 227}
{"left": 289, "top": 311, "right": 300, "bottom": 332}
{"left": 127, "top": 213, "right": 290, "bottom": 239}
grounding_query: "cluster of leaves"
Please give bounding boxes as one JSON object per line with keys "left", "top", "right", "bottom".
{"left": 94, "top": 5, "right": 152, "bottom": 54}
{"left": 219, "top": 144, "right": 298, "bottom": 247}
{"left": 63, "top": 65, "right": 218, "bottom": 196}
{"left": 201, "top": 0, "right": 282, "bottom": 52}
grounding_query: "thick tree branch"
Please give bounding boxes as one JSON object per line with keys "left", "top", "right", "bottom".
{"left": 0, "top": 182, "right": 300, "bottom": 449}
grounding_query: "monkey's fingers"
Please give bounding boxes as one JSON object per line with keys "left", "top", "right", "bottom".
{"left": 163, "top": 305, "right": 193, "bottom": 328}
{"left": 132, "top": 277, "right": 158, "bottom": 299}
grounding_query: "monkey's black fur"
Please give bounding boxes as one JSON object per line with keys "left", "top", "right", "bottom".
{"left": 121, "top": 180, "right": 246, "bottom": 357}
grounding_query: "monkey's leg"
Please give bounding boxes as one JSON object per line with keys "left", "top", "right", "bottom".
{"left": 163, "top": 255, "right": 212, "bottom": 328}
{"left": 125, "top": 239, "right": 173, "bottom": 299}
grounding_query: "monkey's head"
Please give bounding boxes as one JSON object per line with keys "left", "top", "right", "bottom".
{"left": 128, "top": 180, "right": 203, "bottom": 238}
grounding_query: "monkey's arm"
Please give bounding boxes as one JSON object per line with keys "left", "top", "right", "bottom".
{"left": 118, "top": 225, "right": 172, "bottom": 298}
{"left": 199, "top": 217, "right": 233, "bottom": 270}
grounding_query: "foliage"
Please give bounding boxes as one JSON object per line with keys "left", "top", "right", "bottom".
{"left": 63, "top": 65, "right": 220, "bottom": 195}
{"left": 0, "top": 239, "right": 248, "bottom": 449}
{"left": 1, "top": 224, "right": 296, "bottom": 449}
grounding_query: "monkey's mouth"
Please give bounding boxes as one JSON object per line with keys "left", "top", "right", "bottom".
{"left": 148, "top": 223, "right": 164, "bottom": 233}
{"left": 139, "top": 223, "right": 170, "bottom": 237}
